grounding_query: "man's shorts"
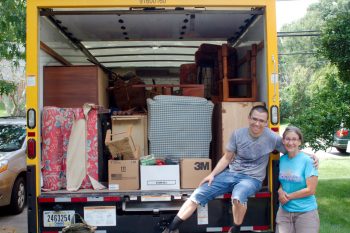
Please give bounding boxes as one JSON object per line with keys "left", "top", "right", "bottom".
{"left": 189, "top": 169, "right": 262, "bottom": 206}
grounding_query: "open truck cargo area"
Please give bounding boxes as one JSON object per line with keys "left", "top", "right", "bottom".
{"left": 26, "top": 1, "right": 280, "bottom": 233}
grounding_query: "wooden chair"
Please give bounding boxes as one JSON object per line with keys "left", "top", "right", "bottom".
{"left": 219, "top": 43, "right": 259, "bottom": 102}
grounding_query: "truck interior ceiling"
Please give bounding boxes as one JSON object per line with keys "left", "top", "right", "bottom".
{"left": 39, "top": 7, "right": 267, "bottom": 105}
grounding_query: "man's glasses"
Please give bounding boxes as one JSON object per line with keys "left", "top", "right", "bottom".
{"left": 250, "top": 117, "right": 267, "bottom": 124}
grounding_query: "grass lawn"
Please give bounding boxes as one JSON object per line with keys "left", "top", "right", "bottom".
{"left": 0, "top": 102, "right": 8, "bottom": 117}
{"left": 317, "top": 158, "right": 350, "bottom": 233}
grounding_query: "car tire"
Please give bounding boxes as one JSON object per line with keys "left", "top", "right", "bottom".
{"left": 335, "top": 147, "right": 349, "bottom": 154}
{"left": 9, "top": 176, "right": 26, "bottom": 214}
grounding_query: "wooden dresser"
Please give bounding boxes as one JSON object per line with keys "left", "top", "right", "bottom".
{"left": 43, "top": 66, "right": 109, "bottom": 108}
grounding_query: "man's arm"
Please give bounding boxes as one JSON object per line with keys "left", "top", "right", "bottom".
{"left": 199, "top": 151, "right": 234, "bottom": 186}
{"left": 304, "top": 152, "right": 319, "bottom": 168}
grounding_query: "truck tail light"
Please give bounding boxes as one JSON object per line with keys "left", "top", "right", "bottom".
{"left": 271, "top": 127, "right": 279, "bottom": 133}
{"left": 27, "top": 139, "right": 36, "bottom": 159}
{"left": 270, "top": 105, "right": 279, "bottom": 125}
{"left": 27, "top": 108, "right": 36, "bottom": 129}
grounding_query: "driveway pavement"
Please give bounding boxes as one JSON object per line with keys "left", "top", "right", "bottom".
{"left": 0, "top": 205, "right": 27, "bottom": 233}
{"left": 302, "top": 146, "right": 350, "bottom": 160}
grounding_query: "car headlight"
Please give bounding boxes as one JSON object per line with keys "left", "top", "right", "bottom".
{"left": 0, "top": 160, "right": 9, "bottom": 173}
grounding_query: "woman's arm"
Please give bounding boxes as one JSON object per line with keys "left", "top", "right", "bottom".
{"left": 286, "top": 176, "right": 318, "bottom": 200}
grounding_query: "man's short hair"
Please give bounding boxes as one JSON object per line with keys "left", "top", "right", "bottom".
{"left": 249, "top": 105, "right": 268, "bottom": 118}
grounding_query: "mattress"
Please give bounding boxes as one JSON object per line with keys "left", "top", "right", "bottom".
{"left": 147, "top": 95, "right": 213, "bottom": 160}
{"left": 41, "top": 106, "right": 99, "bottom": 191}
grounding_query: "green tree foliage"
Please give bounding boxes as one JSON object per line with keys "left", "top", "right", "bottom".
{"left": 279, "top": 65, "right": 312, "bottom": 122}
{"left": 289, "top": 65, "right": 350, "bottom": 151}
{"left": 0, "top": 80, "right": 16, "bottom": 95}
{"left": 279, "top": 0, "right": 350, "bottom": 151}
{"left": 0, "top": 0, "right": 26, "bottom": 116}
{"left": 0, "top": 0, "right": 26, "bottom": 62}
{"left": 319, "top": 10, "right": 350, "bottom": 82}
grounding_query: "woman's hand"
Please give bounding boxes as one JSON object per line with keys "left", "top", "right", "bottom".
{"left": 278, "top": 188, "right": 290, "bottom": 205}
{"left": 199, "top": 174, "right": 215, "bottom": 187}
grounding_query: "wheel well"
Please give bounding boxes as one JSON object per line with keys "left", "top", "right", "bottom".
{"left": 18, "top": 171, "right": 27, "bottom": 182}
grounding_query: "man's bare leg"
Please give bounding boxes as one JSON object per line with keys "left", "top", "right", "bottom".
{"left": 177, "top": 199, "right": 199, "bottom": 220}
{"left": 163, "top": 199, "right": 198, "bottom": 233}
{"left": 229, "top": 199, "right": 247, "bottom": 233}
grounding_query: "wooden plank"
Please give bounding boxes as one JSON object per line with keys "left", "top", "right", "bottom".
{"left": 0, "top": 227, "right": 16, "bottom": 233}
{"left": 212, "top": 102, "right": 263, "bottom": 165}
{"left": 97, "top": 67, "right": 109, "bottom": 108}
{"left": 111, "top": 115, "right": 148, "bottom": 157}
{"left": 40, "top": 41, "right": 72, "bottom": 66}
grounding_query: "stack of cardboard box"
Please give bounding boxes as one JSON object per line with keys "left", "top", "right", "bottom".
{"left": 108, "top": 158, "right": 212, "bottom": 191}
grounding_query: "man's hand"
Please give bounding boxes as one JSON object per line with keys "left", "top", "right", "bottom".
{"left": 311, "top": 154, "right": 319, "bottom": 169}
{"left": 304, "top": 152, "right": 319, "bottom": 169}
{"left": 199, "top": 174, "right": 215, "bottom": 187}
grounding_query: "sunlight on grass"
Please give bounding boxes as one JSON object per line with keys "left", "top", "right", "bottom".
{"left": 317, "top": 159, "right": 350, "bottom": 233}
{"left": 319, "top": 159, "right": 350, "bottom": 179}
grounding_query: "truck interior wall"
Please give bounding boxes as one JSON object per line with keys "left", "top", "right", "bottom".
{"left": 39, "top": 17, "right": 71, "bottom": 110}
{"left": 235, "top": 15, "right": 267, "bottom": 103}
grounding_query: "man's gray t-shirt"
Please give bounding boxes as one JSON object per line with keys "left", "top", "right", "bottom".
{"left": 226, "top": 127, "right": 286, "bottom": 181}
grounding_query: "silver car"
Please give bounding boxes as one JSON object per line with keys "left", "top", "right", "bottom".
{"left": 0, "top": 117, "right": 26, "bottom": 214}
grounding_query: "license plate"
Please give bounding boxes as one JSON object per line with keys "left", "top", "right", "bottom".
{"left": 43, "top": 210, "right": 75, "bottom": 227}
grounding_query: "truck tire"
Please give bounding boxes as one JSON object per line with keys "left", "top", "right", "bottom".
{"left": 9, "top": 176, "right": 26, "bottom": 214}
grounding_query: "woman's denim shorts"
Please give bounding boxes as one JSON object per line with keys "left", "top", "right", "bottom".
{"left": 189, "top": 169, "right": 262, "bottom": 206}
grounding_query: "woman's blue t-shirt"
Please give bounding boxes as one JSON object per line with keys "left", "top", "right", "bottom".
{"left": 279, "top": 152, "right": 318, "bottom": 212}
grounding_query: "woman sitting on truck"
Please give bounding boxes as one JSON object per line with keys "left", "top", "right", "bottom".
{"left": 276, "top": 126, "right": 319, "bottom": 233}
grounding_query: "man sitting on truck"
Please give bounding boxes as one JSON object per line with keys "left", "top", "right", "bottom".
{"left": 163, "top": 105, "right": 318, "bottom": 233}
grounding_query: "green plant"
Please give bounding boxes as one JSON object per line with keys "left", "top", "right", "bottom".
{"left": 288, "top": 66, "right": 350, "bottom": 151}
{"left": 0, "top": 0, "right": 26, "bottom": 62}
{"left": 0, "top": 80, "right": 16, "bottom": 96}
{"left": 319, "top": 10, "right": 350, "bottom": 82}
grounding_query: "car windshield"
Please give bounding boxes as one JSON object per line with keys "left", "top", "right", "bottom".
{"left": 0, "top": 124, "right": 26, "bottom": 152}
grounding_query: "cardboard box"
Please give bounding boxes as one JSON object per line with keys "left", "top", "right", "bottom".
{"left": 108, "top": 160, "right": 139, "bottom": 190}
{"left": 140, "top": 165, "right": 180, "bottom": 190}
{"left": 180, "top": 159, "right": 212, "bottom": 189}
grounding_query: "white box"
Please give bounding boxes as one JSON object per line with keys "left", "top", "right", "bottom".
{"left": 140, "top": 165, "right": 180, "bottom": 190}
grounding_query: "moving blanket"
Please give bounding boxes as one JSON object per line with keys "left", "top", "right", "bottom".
{"left": 41, "top": 106, "right": 102, "bottom": 191}
{"left": 147, "top": 95, "right": 213, "bottom": 160}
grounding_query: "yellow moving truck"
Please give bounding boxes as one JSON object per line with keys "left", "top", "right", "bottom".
{"left": 26, "top": 1, "right": 281, "bottom": 232}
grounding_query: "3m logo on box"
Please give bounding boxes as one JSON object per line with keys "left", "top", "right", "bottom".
{"left": 181, "top": 159, "right": 212, "bottom": 189}
{"left": 194, "top": 162, "right": 210, "bottom": 170}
